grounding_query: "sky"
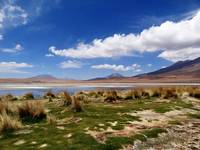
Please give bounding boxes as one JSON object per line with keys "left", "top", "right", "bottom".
{"left": 0, "top": 0, "right": 200, "bottom": 79}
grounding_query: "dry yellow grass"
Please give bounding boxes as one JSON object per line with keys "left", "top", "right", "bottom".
{"left": 23, "top": 92, "right": 34, "bottom": 100}
{"left": 72, "top": 96, "right": 82, "bottom": 112}
{"left": 0, "top": 113, "right": 22, "bottom": 132}
{"left": 59, "top": 91, "right": 72, "bottom": 106}
{"left": 18, "top": 101, "right": 46, "bottom": 122}
{"left": 0, "top": 101, "right": 18, "bottom": 115}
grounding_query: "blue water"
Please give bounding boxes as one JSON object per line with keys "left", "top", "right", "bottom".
{"left": 0, "top": 85, "right": 131, "bottom": 97}
{"left": 0, "top": 83, "right": 199, "bottom": 97}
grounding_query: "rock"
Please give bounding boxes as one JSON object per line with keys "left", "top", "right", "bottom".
{"left": 39, "top": 143, "right": 48, "bottom": 148}
{"left": 14, "top": 140, "right": 26, "bottom": 145}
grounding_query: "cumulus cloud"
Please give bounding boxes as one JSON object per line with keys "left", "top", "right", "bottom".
{"left": 91, "top": 64, "right": 141, "bottom": 72}
{"left": 158, "top": 47, "right": 200, "bottom": 62}
{"left": 60, "top": 60, "right": 82, "bottom": 69}
{"left": 0, "top": 61, "right": 33, "bottom": 74}
{"left": 49, "top": 11, "right": 200, "bottom": 62}
{"left": 0, "top": 62, "right": 33, "bottom": 68}
{"left": 0, "top": 3, "right": 28, "bottom": 29}
{"left": 1, "top": 44, "right": 23, "bottom": 53}
{"left": 0, "top": 1, "right": 28, "bottom": 41}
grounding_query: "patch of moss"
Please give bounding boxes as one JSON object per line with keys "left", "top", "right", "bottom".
{"left": 188, "top": 113, "right": 200, "bottom": 119}
{"left": 142, "top": 128, "right": 167, "bottom": 138}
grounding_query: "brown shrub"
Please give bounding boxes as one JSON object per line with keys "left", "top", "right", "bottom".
{"left": 44, "top": 90, "right": 55, "bottom": 99}
{"left": 72, "top": 96, "right": 82, "bottom": 112}
{"left": 151, "top": 87, "right": 163, "bottom": 98}
{"left": 189, "top": 88, "right": 200, "bottom": 99}
{"left": 104, "top": 90, "right": 118, "bottom": 103}
{"left": 0, "top": 113, "right": 22, "bottom": 133}
{"left": 132, "top": 89, "right": 142, "bottom": 99}
{"left": 23, "top": 93, "right": 34, "bottom": 100}
{"left": 60, "top": 91, "right": 72, "bottom": 106}
{"left": 124, "top": 91, "right": 134, "bottom": 100}
{"left": 2, "top": 94, "right": 17, "bottom": 101}
{"left": 163, "top": 88, "right": 178, "bottom": 99}
{"left": 0, "top": 101, "right": 18, "bottom": 115}
{"left": 18, "top": 101, "right": 46, "bottom": 122}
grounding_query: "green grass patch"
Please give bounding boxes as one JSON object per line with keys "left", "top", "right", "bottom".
{"left": 188, "top": 113, "right": 200, "bottom": 119}
{"left": 168, "top": 120, "right": 182, "bottom": 125}
{"left": 142, "top": 128, "right": 167, "bottom": 138}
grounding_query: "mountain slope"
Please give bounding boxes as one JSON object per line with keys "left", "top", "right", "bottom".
{"left": 145, "top": 57, "right": 200, "bottom": 77}
{"left": 89, "top": 73, "right": 124, "bottom": 81}
{"left": 28, "top": 74, "right": 58, "bottom": 80}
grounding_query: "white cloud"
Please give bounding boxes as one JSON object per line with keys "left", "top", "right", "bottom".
{"left": 147, "top": 64, "right": 152, "bottom": 67}
{"left": 158, "top": 47, "right": 200, "bottom": 62}
{"left": 91, "top": 64, "right": 141, "bottom": 72}
{"left": 49, "top": 11, "right": 200, "bottom": 62}
{"left": 0, "top": 62, "right": 33, "bottom": 68}
{"left": 1, "top": 44, "right": 23, "bottom": 53}
{"left": 45, "top": 53, "right": 54, "bottom": 57}
{"left": 0, "top": 3, "right": 28, "bottom": 29}
{"left": 0, "top": 1, "right": 29, "bottom": 42}
{"left": 60, "top": 60, "right": 82, "bottom": 69}
{"left": 0, "top": 69, "right": 28, "bottom": 74}
{"left": 0, "top": 61, "right": 33, "bottom": 74}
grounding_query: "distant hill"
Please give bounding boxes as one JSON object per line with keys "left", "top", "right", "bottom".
{"left": 28, "top": 74, "right": 58, "bottom": 80}
{"left": 107, "top": 73, "right": 124, "bottom": 78}
{"left": 89, "top": 73, "right": 124, "bottom": 81}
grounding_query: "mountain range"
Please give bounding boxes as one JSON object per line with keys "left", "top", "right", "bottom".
{"left": 88, "top": 57, "right": 200, "bottom": 83}
{"left": 0, "top": 57, "right": 199, "bottom": 83}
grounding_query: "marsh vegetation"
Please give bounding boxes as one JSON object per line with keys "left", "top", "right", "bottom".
{"left": 0, "top": 86, "right": 200, "bottom": 149}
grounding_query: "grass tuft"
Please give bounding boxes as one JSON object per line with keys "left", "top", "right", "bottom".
{"left": 60, "top": 92, "right": 72, "bottom": 106}
{"left": 18, "top": 101, "right": 46, "bottom": 123}
{"left": 0, "top": 113, "right": 22, "bottom": 133}
{"left": 72, "top": 96, "right": 82, "bottom": 112}
{"left": 23, "top": 93, "right": 34, "bottom": 100}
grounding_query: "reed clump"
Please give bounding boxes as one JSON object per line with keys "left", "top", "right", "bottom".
{"left": 23, "top": 93, "right": 34, "bottom": 100}
{"left": 189, "top": 88, "right": 200, "bottom": 99}
{"left": 104, "top": 90, "right": 118, "bottom": 103}
{"left": 2, "top": 94, "right": 18, "bottom": 101}
{"left": 59, "top": 91, "right": 72, "bottom": 107}
{"left": 162, "top": 88, "right": 178, "bottom": 99}
{"left": 124, "top": 89, "right": 150, "bottom": 100}
{"left": 72, "top": 96, "right": 82, "bottom": 112}
{"left": 0, "top": 101, "right": 18, "bottom": 116}
{"left": 18, "top": 101, "right": 46, "bottom": 123}
{"left": 44, "top": 90, "right": 56, "bottom": 99}
{"left": 0, "top": 113, "right": 22, "bottom": 133}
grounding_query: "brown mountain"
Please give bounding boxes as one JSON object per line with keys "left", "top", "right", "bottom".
{"left": 89, "top": 57, "right": 200, "bottom": 83}
{"left": 139, "top": 57, "right": 200, "bottom": 78}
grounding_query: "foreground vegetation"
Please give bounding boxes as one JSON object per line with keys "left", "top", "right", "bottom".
{"left": 0, "top": 86, "right": 200, "bottom": 149}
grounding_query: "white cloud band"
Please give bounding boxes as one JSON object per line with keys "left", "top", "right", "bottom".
{"left": 91, "top": 64, "right": 141, "bottom": 72}
{"left": 49, "top": 11, "right": 200, "bottom": 62}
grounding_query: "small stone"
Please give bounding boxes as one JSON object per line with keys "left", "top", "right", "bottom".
{"left": 98, "top": 123, "right": 105, "bottom": 127}
{"left": 56, "top": 126, "right": 65, "bottom": 130}
{"left": 31, "top": 141, "right": 37, "bottom": 144}
{"left": 39, "top": 143, "right": 48, "bottom": 148}
{"left": 14, "top": 140, "right": 26, "bottom": 145}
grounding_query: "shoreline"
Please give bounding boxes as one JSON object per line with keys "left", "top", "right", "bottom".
{"left": 0, "top": 82, "right": 200, "bottom": 90}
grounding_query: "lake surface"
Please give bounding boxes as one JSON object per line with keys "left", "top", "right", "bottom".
{"left": 0, "top": 83, "right": 199, "bottom": 97}
{"left": 0, "top": 83, "right": 135, "bottom": 97}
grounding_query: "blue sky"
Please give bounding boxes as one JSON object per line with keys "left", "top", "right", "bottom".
{"left": 0, "top": 0, "right": 200, "bottom": 79}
